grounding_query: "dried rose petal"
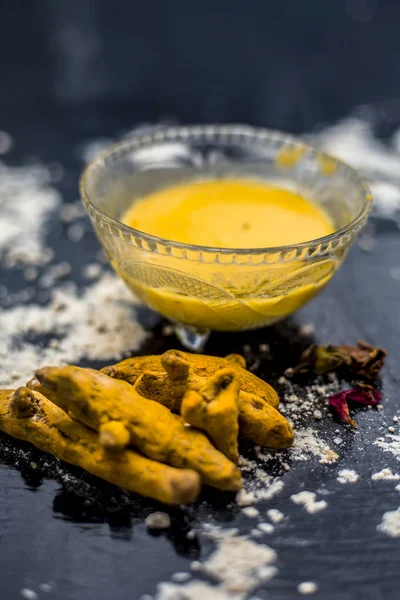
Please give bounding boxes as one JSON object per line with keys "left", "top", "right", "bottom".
{"left": 328, "top": 384, "right": 382, "bottom": 427}
{"left": 291, "top": 340, "right": 386, "bottom": 380}
{"left": 329, "top": 392, "right": 357, "bottom": 427}
{"left": 291, "top": 344, "right": 351, "bottom": 376}
{"left": 338, "top": 340, "right": 386, "bottom": 380}
{"left": 347, "top": 383, "right": 382, "bottom": 406}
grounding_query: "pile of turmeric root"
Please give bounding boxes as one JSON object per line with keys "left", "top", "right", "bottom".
{"left": 0, "top": 350, "right": 294, "bottom": 505}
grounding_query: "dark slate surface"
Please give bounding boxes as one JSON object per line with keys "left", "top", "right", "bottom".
{"left": 1, "top": 2, "right": 400, "bottom": 599}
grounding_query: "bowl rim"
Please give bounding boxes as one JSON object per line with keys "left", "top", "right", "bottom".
{"left": 80, "top": 124, "right": 372, "bottom": 256}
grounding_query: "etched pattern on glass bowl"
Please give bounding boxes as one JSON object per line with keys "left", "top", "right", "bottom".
{"left": 80, "top": 125, "right": 372, "bottom": 350}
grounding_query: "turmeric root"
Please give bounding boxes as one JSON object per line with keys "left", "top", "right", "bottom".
{"left": 0, "top": 388, "right": 201, "bottom": 505}
{"left": 102, "top": 350, "right": 279, "bottom": 407}
{"left": 181, "top": 369, "right": 240, "bottom": 463}
{"left": 238, "top": 394, "right": 293, "bottom": 449}
{"left": 26, "top": 376, "right": 58, "bottom": 403}
{"left": 103, "top": 350, "right": 294, "bottom": 448}
{"left": 35, "top": 366, "right": 242, "bottom": 492}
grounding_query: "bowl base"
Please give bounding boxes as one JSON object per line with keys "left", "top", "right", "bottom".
{"left": 174, "top": 323, "right": 210, "bottom": 352}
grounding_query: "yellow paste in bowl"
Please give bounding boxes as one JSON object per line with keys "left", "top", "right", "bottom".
{"left": 123, "top": 179, "right": 333, "bottom": 248}
{"left": 120, "top": 179, "right": 335, "bottom": 330}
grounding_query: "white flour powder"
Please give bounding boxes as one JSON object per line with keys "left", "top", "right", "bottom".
{"left": 0, "top": 137, "right": 147, "bottom": 388}
{"left": 315, "top": 116, "right": 400, "bottom": 220}
{"left": 289, "top": 428, "right": 339, "bottom": 464}
{"left": 377, "top": 507, "right": 400, "bottom": 538}
{"left": 297, "top": 581, "right": 318, "bottom": 595}
{"left": 0, "top": 160, "right": 61, "bottom": 266}
{"left": 267, "top": 509, "right": 284, "bottom": 524}
{"left": 155, "top": 532, "right": 277, "bottom": 600}
{"left": 0, "top": 272, "right": 146, "bottom": 388}
{"left": 374, "top": 435, "right": 400, "bottom": 461}
{"left": 371, "top": 468, "right": 400, "bottom": 481}
{"left": 337, "top": 469, "right": 359, "bottom": 484}
{"left": 291, "top": 491, "right": 328, "bottom": 514}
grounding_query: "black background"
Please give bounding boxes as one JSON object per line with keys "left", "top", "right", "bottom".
{"left": 1, "top": 1, "right": 400, "bottom": 599}
{"left": 2, "top": 0, "right": 400, "bottom": 138}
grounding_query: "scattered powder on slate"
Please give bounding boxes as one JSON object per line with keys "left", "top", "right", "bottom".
{"left": 267, "top": 509, "right": 284, "bottom": 524}
{"left": 155, "top": 531, "right": 277, "bottom": 600}
{"left": 236, "top": 489, "right": 256, "bottom": 507}
{"left": 238, "top": 455, "right": 255, "bottom": 472}
{"left": 374, "top": 435, "right": 400, "bottom": 461}
{"left": 83, "top": 263, "right": 102, "bottom": 280}
{"left": 0, "top": 160, "right": 61, "bottom": 266}
{"left": 20, "top": 590, "right": 38, "bottom": 600}
{"left": 156, "top": 581, "right": 231, "bottom": 600}
{"left": 254, "top": 479, "right": 285, "bottom": 503}
{"left": 0, "top": 272, "right": 146, "bottom": 388}
{"left": 250, "top": 529, "right": 264, "bottom": 539}
{"left": 316, "top": 116, "right": 400, "bottom": 220}
{"left": 255, "top": 428, "right": 338, "bottom": 466}
{"left": 189, "top": 561, "right": 202, "bottom": 573}
{"left": 279, "top": 377, "right": 339, "bottom": 428}
{"left": 0, "top": 146, "right": 146, "bottom": 389}
{"left": 145, "top": 512, "right": 171, "bottom": 530}
{"left": 285, "top": 428, "right": 339, "bottom": 464}
{"left": 297, "top": 581, "right": 319, "bottom": 595}
{"left": 291, "top": 491, "right": 328, "bottom": 514}
{"left": 276, "top": 375, "right": 340, "bottom": 464}
{"left": 59, "top": 200, "right": 86, "bottom": 223}
{"left": 337, "top": 469, "right": 359, "bottom": 484}
{"left": 377, "top": 508, "right": 400, "bottom": 538}
{"left": 299, "top": 323, "right": 315, "bottom": 336}
{"left": 67, "top": 222, "right": 86, "bottom": 243}
{"left": 236, "top": 455, "right": 286, "bottom": 504}
{"left": 81, "top": 137, "right": 114, "bottom": 164}
{"left": 371, "top": 468, "right": 400, "bottom": 481}
{"left": 242, "top": 507, "right": 260, "bottom": 519}
{"left": 38, "top": 261, "right": 72, "bottom": 288}
{"left": 170, "top": 573, "right": 191, "bottom": 584}
{"left": 202, "top": 534, "right": 277, "bottom": 591}
{"left": 257, "top": 523, "right": 275, "bottom": 535}
{"left": 0, "top": 130, "right": 13, "bottom": 154}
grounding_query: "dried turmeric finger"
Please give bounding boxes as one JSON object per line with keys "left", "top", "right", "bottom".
{"left": 137, "top": 369, "right": 293, "bottom": 448}
{"left": 224, "top": 354, "right": 247, "bottom": 369}
{"left": 26, "top": 376, "right": 58, "bottom": 403}
{"left": 102, "top": 355, "right": 165, "bottom": 385}
{"left": 181, "top": 368, "right": 240, "bottom": 463}
{"left": 102, "top": 350, "right": 279, "bottom": 408}
{"left": 114, "top": 350, "right": 293, "bottom": 448}
{"left": 35, "top": 366, "right": 242, "bottom": 492}
{"left": 99, "top": 421, "right": 131, "bottom": 451}
{"left": 158, "top": 351, "right": 293, "bottom": 447}
{"left": 0, "top": 388, "right": 201, "bottom": 505}
{"left": 238, "top": 392, "right": 294, "bottom": 448}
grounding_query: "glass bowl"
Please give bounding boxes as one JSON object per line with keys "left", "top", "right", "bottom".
{"left": 80, "top": 125, "right": 372, "bottom": 350}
